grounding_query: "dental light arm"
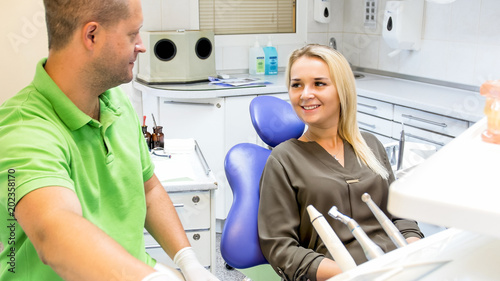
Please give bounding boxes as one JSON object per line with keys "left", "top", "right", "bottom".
{"left": 328, "top": 206, "right": 384, "bottom": 260}
{"left": 362, "top": 193, "right": 408, "bottom": 248}
{"left": 307, "top": 205, "right": 357, "bottom": 272}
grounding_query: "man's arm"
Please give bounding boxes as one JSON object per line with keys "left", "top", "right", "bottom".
{"left": 15, "top": 186, "right": 155, "bottom": 281}
{"left": 143, "top": 174, "right": 190, "bottom": 259}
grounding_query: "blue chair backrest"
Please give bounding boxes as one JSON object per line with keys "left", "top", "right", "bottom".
{"left": 221, "top": 96, "right": 305, "bottom": 269}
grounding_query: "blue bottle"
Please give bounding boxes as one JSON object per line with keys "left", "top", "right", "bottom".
{"left": 263, "top": 39, "right": 278, "bottom": 75}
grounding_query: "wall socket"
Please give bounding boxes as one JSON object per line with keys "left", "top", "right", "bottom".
{"left": 364, "top": 0, "right": 378, "bottom": 29}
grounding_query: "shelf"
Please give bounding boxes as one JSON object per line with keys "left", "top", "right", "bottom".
{"left": 388, "top": 117, "right": 500, "bottom": 239}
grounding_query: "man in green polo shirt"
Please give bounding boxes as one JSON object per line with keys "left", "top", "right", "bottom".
{"left": 0, "top": 0, "right": 219, "bottom": 281}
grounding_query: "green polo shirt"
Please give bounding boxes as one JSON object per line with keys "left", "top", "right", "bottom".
{"left": 0, "top": 58, "right": 155, "bottom": 280}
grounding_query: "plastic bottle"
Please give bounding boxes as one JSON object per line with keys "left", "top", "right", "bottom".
{"left": 263, "top": 37, "right": 278, "bottom": 75}
{"left": 480, "top": 80, "right": 500, "bottom": 144}
{"left": 248, "top": 38, "right": 265, "bottom": 75}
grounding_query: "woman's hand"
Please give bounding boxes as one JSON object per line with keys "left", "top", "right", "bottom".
{"left": 316, "top": 258, "right": 343, "bottom": 281}
{"left": 406, "top": 237, "right": 421, "bottom": 244}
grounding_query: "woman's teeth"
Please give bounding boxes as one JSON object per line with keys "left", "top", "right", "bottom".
{"left": 303, "top": 105, "right": 319, "bottom": 110}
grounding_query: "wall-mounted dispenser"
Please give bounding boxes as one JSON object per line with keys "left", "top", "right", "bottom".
{"left": 314, "top": 0, "right": 331, "bottom": 23}
{"left": 382, "top": 0, "right": 424, "bottom": 57}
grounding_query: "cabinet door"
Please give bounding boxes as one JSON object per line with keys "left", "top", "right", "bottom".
{"left": 357, "top": 96, "right": 393, "bottom": 120}
{"left": 159, "top": 98, "right": 225, "bottom": 219}
{"left": 357, "top": 112, "right": 393, "bottom": 137}
{"left": 391, "top": 122, "right": 453, "bottom": 149}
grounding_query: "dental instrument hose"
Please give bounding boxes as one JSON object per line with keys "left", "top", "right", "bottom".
{"left": 328, "top": 206, "right": 384, "bottom": 260}
{"left": 362, "top": 193, "right": 408, "bottom": 248}
{"left": 307, "top": 205, "right": 357, "bottom": 272}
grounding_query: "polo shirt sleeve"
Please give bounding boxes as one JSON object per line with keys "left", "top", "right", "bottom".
{"left": 0, "top": 111, "right": 74, "bottom": 206}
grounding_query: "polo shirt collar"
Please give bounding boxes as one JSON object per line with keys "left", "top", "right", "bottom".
{"left": 32, "top": 58, "right": 121, "bottom": 131}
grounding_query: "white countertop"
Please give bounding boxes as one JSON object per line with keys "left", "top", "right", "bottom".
{"left": 133, "top": 72, "right": 485, "bottom": 123}
{"left": 329, "top": 228, "right": 500, "bottom": 281}
{"left": 152, "top": 139, "right": 218, "bottom": 192}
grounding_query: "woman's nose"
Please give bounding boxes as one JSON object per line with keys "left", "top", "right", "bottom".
{"left": 300, "top": 86, "right": 315, "bottom": 100}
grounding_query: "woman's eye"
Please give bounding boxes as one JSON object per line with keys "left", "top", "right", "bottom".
{"left": 290, "top": 83, "right": 301, "bottom": 88}
{"left": 315, "top": 82, "right": 326, "bottom": 86}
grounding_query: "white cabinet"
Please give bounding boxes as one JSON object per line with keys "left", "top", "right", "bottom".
{"left": 145, "top": 141, "right": 218, "bottom": 272}
{"left": 157, "top": 98, "right": 227, "bottom": 219}
{"left": 357, "top": 96, "right": 470, "bottom": 149}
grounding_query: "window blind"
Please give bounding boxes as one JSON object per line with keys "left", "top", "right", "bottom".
{"left": 199, "top": 0, "right": 296, "bottom": 35}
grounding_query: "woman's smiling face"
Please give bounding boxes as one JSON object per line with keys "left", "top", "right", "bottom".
{"left": 288, "top": 56, "right": 341, "bottom": 130}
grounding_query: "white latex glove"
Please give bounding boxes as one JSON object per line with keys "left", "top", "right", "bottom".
{"left": 174, "top": 247, "right": 220, "bottom": 281}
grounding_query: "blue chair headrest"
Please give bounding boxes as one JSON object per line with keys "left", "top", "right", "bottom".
{"left": 250, "top": 96, "right": 305, "bottom": 147}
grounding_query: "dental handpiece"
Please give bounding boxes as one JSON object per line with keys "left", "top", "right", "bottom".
{"left": 306, "top": 205, "right": 357, "bottom": 272}
{"left": 362, "top": 193, "right": 408, "bottom": 248}
{"left": 328, "top": 206, "right": 384, "bottom": 260}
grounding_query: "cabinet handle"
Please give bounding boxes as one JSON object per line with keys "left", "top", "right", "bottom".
{"left": 404, "top": 133, "right": 445, "bottom": 147}
{"left": 358, "top": 103, "right": 378, "bottom": 110}
{"left": 145, "top": 245, "right": 162, "bottom": 249}
{"left": 358, "top": 121, "right": 376, "bottom": 129}
{"left": 401, "top": 114, "right": 447, "bottom": 128}
{"left": 164, "top": 100, "right": 220, "bottom": 108}
{"left": 174, "top": 203, "right": 185, "bottom": 208}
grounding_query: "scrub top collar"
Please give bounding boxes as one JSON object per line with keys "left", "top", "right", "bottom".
{"left": 32, "top": 58, "right": 122, "bottom": 131}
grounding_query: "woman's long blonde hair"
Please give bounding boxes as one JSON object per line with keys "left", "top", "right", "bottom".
{"left": 285, "top": 44, "right": 389, "bottom": 179}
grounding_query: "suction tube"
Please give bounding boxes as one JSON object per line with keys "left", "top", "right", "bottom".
{"left": 328, "top": 206, "right": 384, "bottom": 260}
{"left": 306, "top": 205, "right": 357, "bottom": 272}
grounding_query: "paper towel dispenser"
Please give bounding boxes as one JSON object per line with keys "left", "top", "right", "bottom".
{"left": 382, "top": 0, "right": 424, "bottom": 56}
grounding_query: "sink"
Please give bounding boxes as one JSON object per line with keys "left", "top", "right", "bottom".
{"left": 354, "top": 72, "right": 365, "bottom": 79}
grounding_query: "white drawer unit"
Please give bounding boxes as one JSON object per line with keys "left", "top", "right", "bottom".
{"left": 357, "top": 96, "right": 394, "bottom": 120}
{"left": 394, "top": 105, "right": 469, "bottom": 137}
{"left": 357, "top": 112, "right": 393, "bottom": 137}
{"left": 169, "top": 191, "right": 211, "bottom": 230}
{"left": 391, "top": 122, "right": 453, "bottom": 149}
{"left": 144, "top": 229, "right": 211, "bottom": 268}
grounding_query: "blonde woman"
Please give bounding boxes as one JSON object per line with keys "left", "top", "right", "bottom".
{"left": 258, "top": 44, "right": 423, "bottom": 281}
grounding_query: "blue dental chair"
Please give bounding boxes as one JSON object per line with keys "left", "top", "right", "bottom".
{"left": 221, "top": 95, "right": 305, "bottom": 279}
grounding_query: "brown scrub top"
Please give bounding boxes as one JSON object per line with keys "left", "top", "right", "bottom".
{"left": 258, "top": 132, "right": 423, "bottom": 281}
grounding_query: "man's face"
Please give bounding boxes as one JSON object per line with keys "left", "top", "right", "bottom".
{"left": 92, "top": 0, "right": 146, "bottom": 88}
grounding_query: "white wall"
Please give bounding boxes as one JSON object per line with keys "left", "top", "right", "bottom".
{"left": 3, "top": 0, "right": 498, "bottom": 107}
{"left": 308, "top": 0, "right": 500, "bottom": 87}
{"left": 1, "top": 1, "right": 48, "bottom": 105}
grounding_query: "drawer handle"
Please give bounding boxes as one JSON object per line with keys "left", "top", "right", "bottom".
{"left": 174, "top": 203, "right": 185, "bottom": 208}
{"left": 164, "top": 100, "right": 219, "bottom": 107}
{"left": 405, "top": 133, "right": 445, "bottom": 147}
{"left": 358, "top": 121, "right": 376, "bottom": 129}
{"left": 401, "top": 114, "right": 448, "bottom": 128}
{"left": 145, "top": 245, "right": 162, "bottom": 250}
{"left": 358, "top": 103, "right": 378, "bottom": 110}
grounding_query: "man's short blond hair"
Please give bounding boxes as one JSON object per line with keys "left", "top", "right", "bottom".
{"left": 43, "top": 0, "right": 130, "bottom": 51}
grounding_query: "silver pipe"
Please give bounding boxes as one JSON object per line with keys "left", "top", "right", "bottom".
{"left": 328, "top": 206, "right": 384, "bottom": 260}
{"left": 361, "top": 193, "right": 408, "bottom": 248}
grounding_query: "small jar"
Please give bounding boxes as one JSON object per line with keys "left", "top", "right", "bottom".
{"left": 152, "top": 126, "right": 164, "bottom": 148}
{"left": 141, "top": 126, "right": 152, "bottom": 150}
{"left": 480, "top": 80, "right": 500, "bottom": 144}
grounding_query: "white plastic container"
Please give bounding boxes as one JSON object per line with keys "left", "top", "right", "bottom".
{"left": 248, "top": 40, "right": 265, "bottom": 75}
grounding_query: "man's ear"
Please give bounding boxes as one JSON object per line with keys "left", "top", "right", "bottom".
{"left": 82, "top": 22, "right": 100, "bottom": 50}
